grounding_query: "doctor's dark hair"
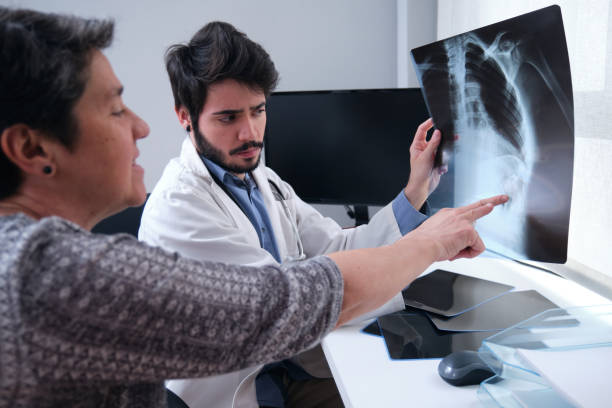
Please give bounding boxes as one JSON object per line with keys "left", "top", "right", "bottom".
{"left": 0, "top": 7, "right": 114, "bottom": 199}
{"left": 165, "top": 21, "right": 279, "bottom": 131}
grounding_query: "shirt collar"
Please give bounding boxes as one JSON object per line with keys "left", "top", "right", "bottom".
{"left": 199, "top": 154, "right": 255, "bottom": 191}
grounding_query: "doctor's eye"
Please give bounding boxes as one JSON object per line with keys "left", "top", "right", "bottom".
{"left": 219, "top": 114, "right": 236, "bottom": 123}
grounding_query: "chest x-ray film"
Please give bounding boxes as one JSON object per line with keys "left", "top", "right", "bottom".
{"left": 402, "top": 269, "right": 514, "bottom": 316}
{"left": 411, "top": 5, "right": 573, "bottom": 262}
{"left": 427, "top": 290, "right": 559, "bottom": 332}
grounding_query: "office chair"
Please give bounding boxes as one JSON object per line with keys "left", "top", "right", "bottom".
{"left": 91, "top": 195, "right": 148, "bottom": 237}
{"left": 167, "top": 389, "right": 190, "bottom": 408}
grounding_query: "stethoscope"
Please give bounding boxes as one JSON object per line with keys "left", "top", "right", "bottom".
{"left": 268, "top": 179, "right": 306, "bottom": 262}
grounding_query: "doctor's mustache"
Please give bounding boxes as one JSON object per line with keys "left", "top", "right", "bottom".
{"left": 230, "top": 141, "right": 264, "bottom": 155}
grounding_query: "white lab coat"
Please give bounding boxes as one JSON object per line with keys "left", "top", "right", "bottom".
{"left": 139, "top": 138, "right": 407, "bottom": 408}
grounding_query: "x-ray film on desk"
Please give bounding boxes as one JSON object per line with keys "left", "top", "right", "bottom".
{"left": 402, "top": 269, "right": 514, "bottom": 316}
{"left": 377, "top": 310, "right": 499, "bottom": 360}
{"left": 427, "top": 289, "right": 559, "bottom": 332}
{"left": 379, "top": 289, "right": 559, "bottom": 359}
{"left": 411, "top": 5, "right": 574, "bottom": 263}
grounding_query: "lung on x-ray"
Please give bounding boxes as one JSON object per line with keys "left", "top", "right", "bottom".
{"left": 411, "top": 5, "right": 573, "bottom": 263}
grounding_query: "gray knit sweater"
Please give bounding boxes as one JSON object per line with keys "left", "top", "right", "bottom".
{"left": 0, "top": 214, "right": 343, "bottom": 407}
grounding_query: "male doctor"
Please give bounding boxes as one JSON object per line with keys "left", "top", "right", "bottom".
{"left": 140, "top": 21, "right": 447, "bottom": 408}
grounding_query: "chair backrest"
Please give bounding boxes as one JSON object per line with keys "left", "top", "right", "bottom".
{"left": 91, "top": 195, "right": 148, "bottom": 237}
{"left": 166, "top": 388, "right": 190, "bottom": 408}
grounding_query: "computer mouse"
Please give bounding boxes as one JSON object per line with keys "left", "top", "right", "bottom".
{"left": 437, "top": 350, "right": 495, "bottom": 386}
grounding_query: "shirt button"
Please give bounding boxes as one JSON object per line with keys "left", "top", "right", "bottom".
{"left": 262, "top": 227, "right": 266, "bottom": 232}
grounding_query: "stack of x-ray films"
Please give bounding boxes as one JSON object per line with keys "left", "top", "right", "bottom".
{"left": 476, "top": 305, "right": 612, "bottom": 408}
{"left": 376, "top": 269, "right": 560, "bottom": 360}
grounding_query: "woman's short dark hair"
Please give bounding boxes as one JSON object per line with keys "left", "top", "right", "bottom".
{"left": 165, "top": 21, "right": 279, "bottom": 131}
{"left": 0, "top": 7, "right": 114, "bottom": 199}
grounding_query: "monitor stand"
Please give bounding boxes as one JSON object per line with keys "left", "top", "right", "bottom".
{"left": 353, "top": 205, "right": 369, "bottom": 227}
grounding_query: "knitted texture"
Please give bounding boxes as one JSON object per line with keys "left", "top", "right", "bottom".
{"left": 0, "top": 214, "right": 342, "bottom": 407}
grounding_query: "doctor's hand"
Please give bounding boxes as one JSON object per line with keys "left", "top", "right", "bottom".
{"left": 403, "top": 118, "right": 448, "bottom": 210}
{"left": 400, "top": 194, "right": 509, "bottom": 261}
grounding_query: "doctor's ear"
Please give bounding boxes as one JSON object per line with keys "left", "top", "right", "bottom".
{"left": 1, "top": 124, "right": 56, "bottom": 176}
{"left": 175, "top": 107, "right": 192, "bottom": 133}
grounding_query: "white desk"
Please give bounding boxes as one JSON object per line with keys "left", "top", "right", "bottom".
{"left": 322, "top": 257, "right": 610, "bottom": 408}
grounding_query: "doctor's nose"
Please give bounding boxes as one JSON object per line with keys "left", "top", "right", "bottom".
{"left": 238, "top": 117, "right": 260, "bottom": 141}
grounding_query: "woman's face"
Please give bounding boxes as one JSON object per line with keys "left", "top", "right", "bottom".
{"left": 54, "top": 51, "right": 149, "bottom": 221}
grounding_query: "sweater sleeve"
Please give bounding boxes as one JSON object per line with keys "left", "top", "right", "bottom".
{"left": 17, "top": 217, "right": 343, "bottom": 385}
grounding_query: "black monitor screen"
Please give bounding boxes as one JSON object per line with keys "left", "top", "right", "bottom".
{"left": 264, "top": 89, "right": 433, "bottom": 206}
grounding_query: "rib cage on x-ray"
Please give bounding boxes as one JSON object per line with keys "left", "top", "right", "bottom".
{"left": 412, "top": 6, "right": 574, "bottom": 262}
{"left": 415, "top": 33, "right": 540, "bottom": 257}
{"left": 462, "top": 38, "right": 524, "bottom": 156}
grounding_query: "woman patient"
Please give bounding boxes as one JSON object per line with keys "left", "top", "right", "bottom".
{"left": 0, "top": 7, "right": 506, "bottom": 408}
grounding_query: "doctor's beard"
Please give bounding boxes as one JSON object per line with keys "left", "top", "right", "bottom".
{"left": 194, "top": 127, "right": 263, "bottom": 174}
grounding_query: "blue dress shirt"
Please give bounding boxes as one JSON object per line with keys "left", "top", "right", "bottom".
{"left": 392, "top": 190, "right": 430, "bottom": 234}
{"left": 201, "top": 156, "right": 281, "bottom": 262}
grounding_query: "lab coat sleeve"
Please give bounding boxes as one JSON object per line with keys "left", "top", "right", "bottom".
{"left": 266, "top": 170, "right": 427, "bottom": 321}
{"left": 265, "top": 175, "right": 412, "bottom": 255}
{"left": 291, "top": 194, "right": 409, "bottom": 321}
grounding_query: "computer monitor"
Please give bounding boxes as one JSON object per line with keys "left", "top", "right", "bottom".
{"left": 264, "top": 88, "right": 451, "bottom": 215}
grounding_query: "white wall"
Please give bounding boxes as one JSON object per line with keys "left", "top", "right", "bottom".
{"left": 396, "top": 0, "right": 438, "bottom": 87}
{"left": 2, "top": 0, "right": 400, "bottom": 192}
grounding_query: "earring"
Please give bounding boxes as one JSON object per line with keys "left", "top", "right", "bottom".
{"left": 186, "top": 124, "right": 191, "bottom": 132}
{"left": 43, "top": 166, "right": 53, "bottom": 175}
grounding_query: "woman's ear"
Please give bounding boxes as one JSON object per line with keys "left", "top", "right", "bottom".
{"left": 0, "top": 124, "right": 56, "bottom": 176}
